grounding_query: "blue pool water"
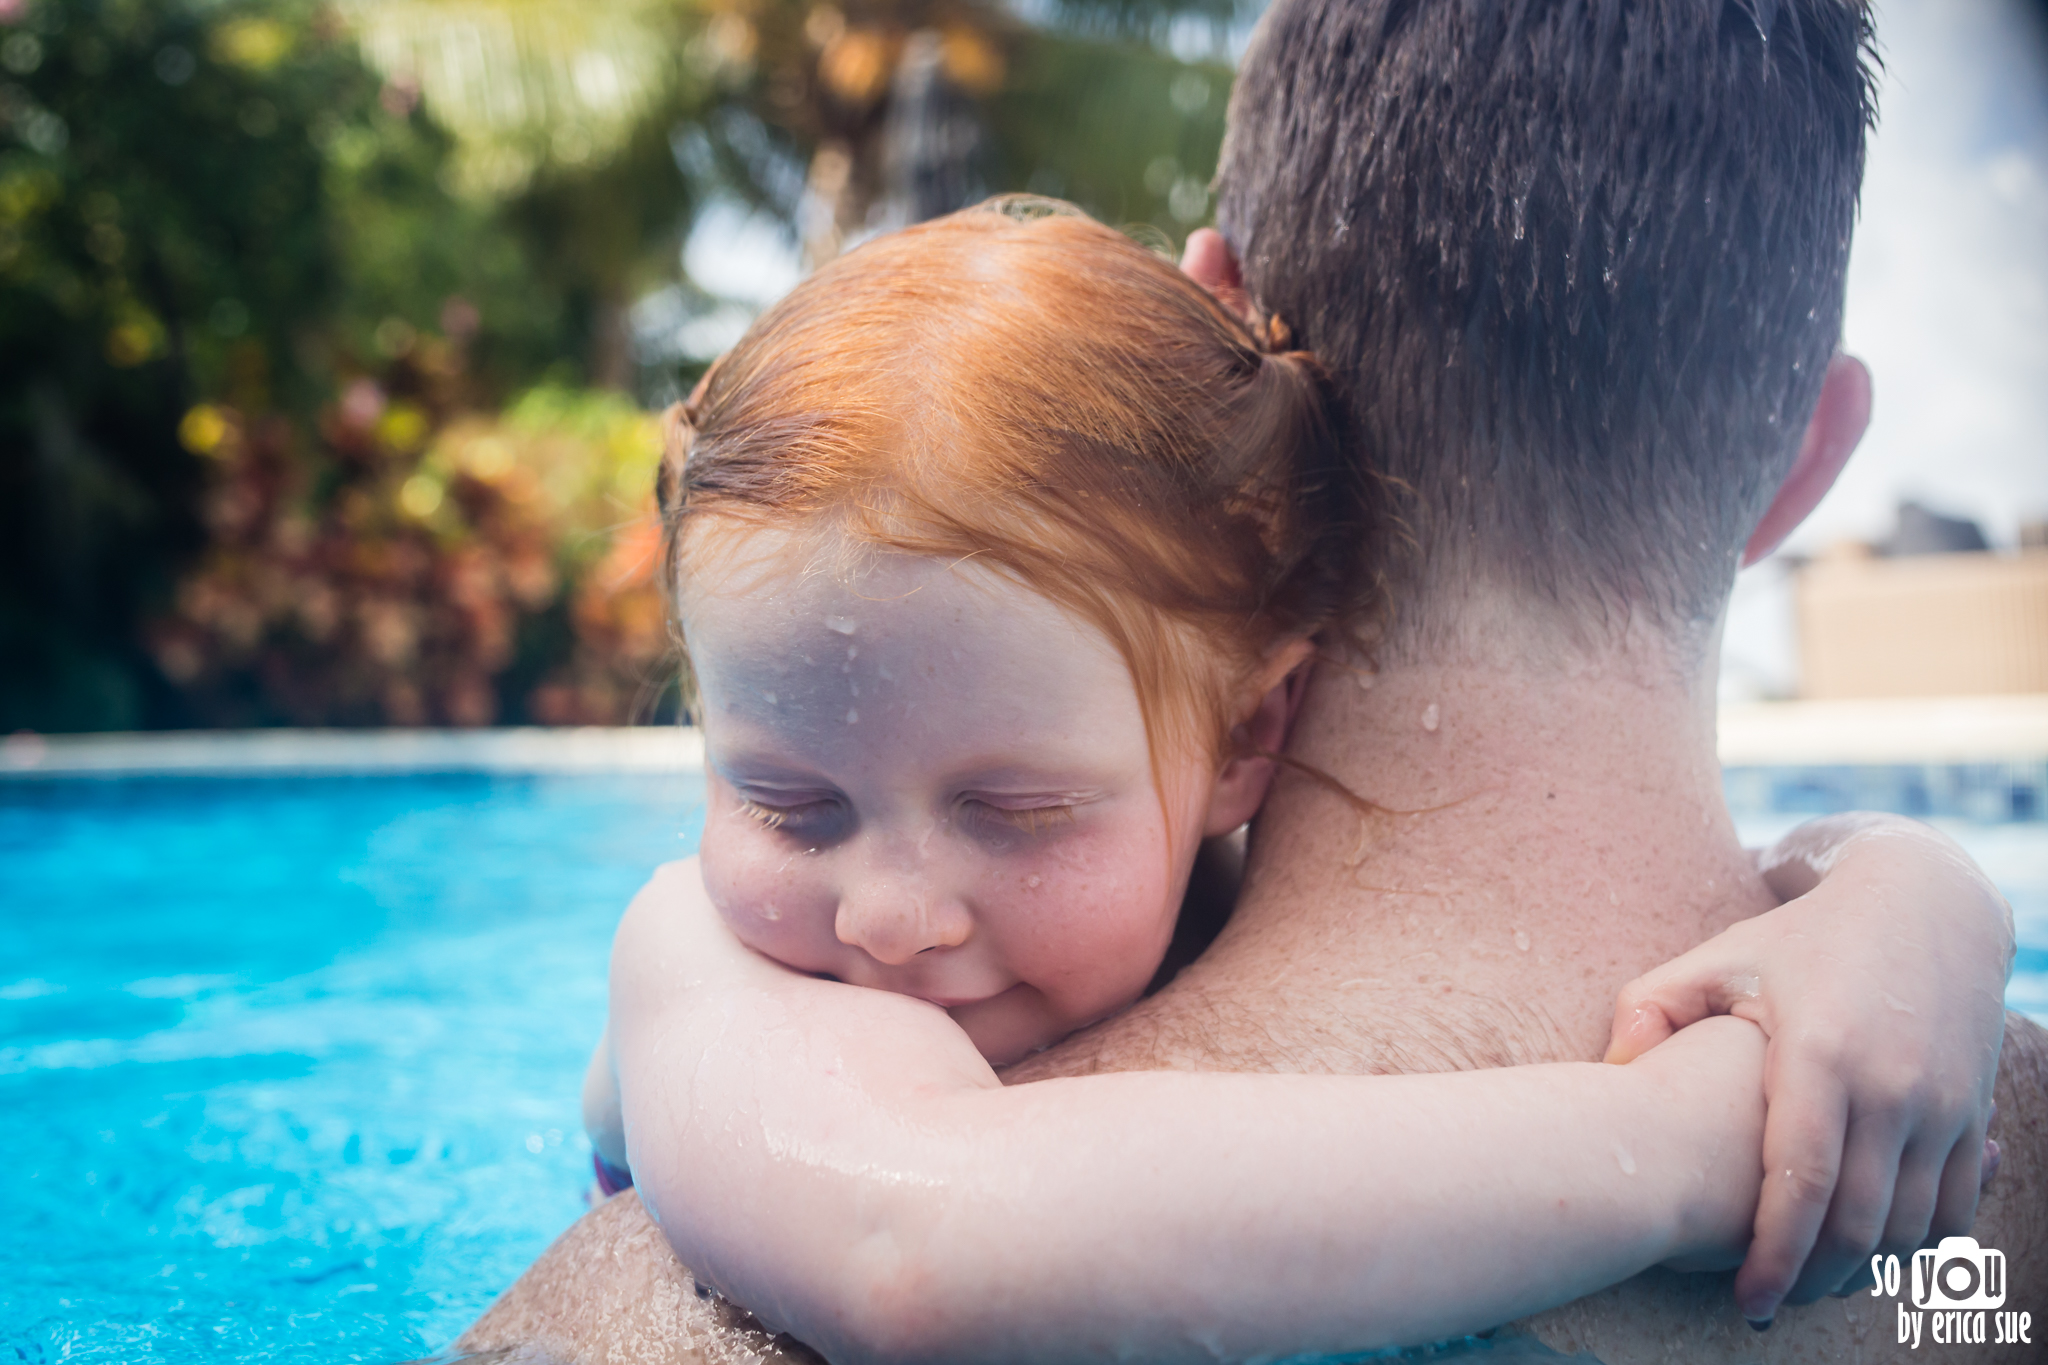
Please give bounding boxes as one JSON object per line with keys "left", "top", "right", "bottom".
{"left": 1, "top": 775, "right": 704, "bottom": 1363}
{"left": 3, "top": 770, "right": 2044, "bottom": 1363}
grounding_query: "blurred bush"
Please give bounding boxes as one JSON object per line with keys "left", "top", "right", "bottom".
{"left": 151, "top": 351, "right": 675, "bottom": 727}
{"left": 1, "top": 0, "right": 1246, "bottom": 731}
{"left": 0, "top": 0, "right": 689, "bottom": 730}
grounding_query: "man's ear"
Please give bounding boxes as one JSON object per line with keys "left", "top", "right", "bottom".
{"left": 1203, "top": 638, "right": 1316, "bottom": 837}
{"left": 1743, "top": 354, "right": 1872, "bottom": 567}
{"left": 1180, "top": 228, "right": 1253, "bottom": 325}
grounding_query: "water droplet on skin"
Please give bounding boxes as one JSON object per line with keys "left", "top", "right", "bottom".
{"left": 1882, "top": 991, "right": 1914, "bottom": 1015}
{"left": 825, "top": 616, "right": 858, "bottom": 635}
{"left": 847, "top": 645, "right": 858, "bottom": 660}
{"left": 845, "top": 708, "right": 859, "bottom": 724}
{"left": 760, "top": 902, "right": 782, "bottom": 922}
{"left": 1614, "top": 1142, "right": 1637, "bottom": 1175}
{"left": 1513, "top": 928, "right": 1531, "bottom": 952}
{"left": 1421, "top": 703, "right": 1440, "bottom": 732}
{"left": 1026, "top": 874, "right": 1042, "bottom": 888}
{"left": 763, "top": 691, "right": 777, "bottom": 705}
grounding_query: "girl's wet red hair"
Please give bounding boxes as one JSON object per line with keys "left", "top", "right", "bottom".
{"left": 658, "top": 199, "right": 1375, "bottom": 773}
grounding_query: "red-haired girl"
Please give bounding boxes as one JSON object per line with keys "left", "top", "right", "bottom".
{"left": 579, "top": 202, "right": 2010, "bottom": 1361}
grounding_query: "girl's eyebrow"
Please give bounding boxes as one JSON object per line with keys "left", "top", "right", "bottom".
{"left": 709, "top": 750, "right": 837, "bottom": 787}
{"left": 945, "top": 761, "right": 1108, "bottom": 796}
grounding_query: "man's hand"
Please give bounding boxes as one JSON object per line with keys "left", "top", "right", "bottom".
{"left": 1603, "top": 814, "right": 2013, "bottom": 1326}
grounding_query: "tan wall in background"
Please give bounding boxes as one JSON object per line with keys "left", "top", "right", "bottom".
{"left": 1797, "top": 549, "right": 2048, "bottom": 699}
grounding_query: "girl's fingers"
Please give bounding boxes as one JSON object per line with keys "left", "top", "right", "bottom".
{"left": 1874, "top": 1133, "right": 1948, "bottom": 1264}
{"left": 1931, "top": 1125, "right": 1990, "bottom": 1243}
{"left": 1784, "top": 1111, "right": 1905, "bottom": 1306}
{"left": 1603, "top": 993, "right": 1677, "bottom": 1065}
{"left": 1735, "top": 1057, "right": 1849, "bottom": 1323}
{"left": 1603, "top": 941, "right": 1754, "bottom": 1064}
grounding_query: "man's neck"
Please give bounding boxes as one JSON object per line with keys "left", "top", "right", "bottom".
{"left": 1164, "top": 611, "right": 1775, "bottom": 1074}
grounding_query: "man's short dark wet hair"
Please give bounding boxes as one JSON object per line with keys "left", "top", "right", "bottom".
{"left": 1217, "top": 0, "right": 1877, "bottom": 645}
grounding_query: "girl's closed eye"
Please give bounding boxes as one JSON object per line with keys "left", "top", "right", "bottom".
{"left": 963, "top": 797, "right": 1080, "bottom": 838}
{"left": 736, "top": 792, "right": 846, "bottom": 839}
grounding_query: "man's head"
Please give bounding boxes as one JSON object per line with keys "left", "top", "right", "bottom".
{"left": 1216, "top": 0, "right": 1877, "bottom": 655}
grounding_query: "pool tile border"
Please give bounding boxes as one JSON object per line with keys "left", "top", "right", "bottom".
{"left": 0, "top": 726, "right": 706, "bottom": 777}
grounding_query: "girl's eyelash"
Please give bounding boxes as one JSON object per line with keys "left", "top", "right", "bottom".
{"left": 737, "top": 796, "right": 809, "bottom": 829}
{"left": 976, "top": 802, "right": 1076, "bottom": 834}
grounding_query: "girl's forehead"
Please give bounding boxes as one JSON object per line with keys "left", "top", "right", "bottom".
{"left": 684, "top": 536, "right": 1153, "bottom": 775}
{"left": 682, "top": 527, "right": 1113, "bottom": 665}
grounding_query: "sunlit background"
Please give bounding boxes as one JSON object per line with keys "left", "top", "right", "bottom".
{"left": 1, "top": 0, "right": 1252, "bottom": 735}
{"left": 3, "top": 3, "right": 2045, "bottom": 1360}
{"left": 1, "top": 0, "right": 2042, "bottom": 730}
{"left": 1722, "top": 0, "right": 2048, "bottom": 701}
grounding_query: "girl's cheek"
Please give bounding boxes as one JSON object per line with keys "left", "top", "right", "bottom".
{"left": 700, "top": 821, "right": 835, "bottom": 961}
{"left": 1011, "top": 823, "right": 1177, "bottom": 988}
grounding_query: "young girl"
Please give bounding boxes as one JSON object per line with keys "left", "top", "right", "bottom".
{"left": 586, "top": 201, "right": 2012, "bottom": 1361}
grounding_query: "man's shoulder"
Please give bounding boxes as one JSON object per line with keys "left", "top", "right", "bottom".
{"left": 1511, "top": 1013, "right": 2048, "bottom": 1364}
{"left": 455, "top": 1193, "right": 825, "bottom": 1364}
{"left": 1982, "top": 1012, "right": 2048, "bottom": 1295}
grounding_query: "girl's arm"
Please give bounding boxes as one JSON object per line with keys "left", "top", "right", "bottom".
{"left": 580, "top": 1027, "right": 629, "bottom": 1177}
{"left": 1604, "top": 812, "right": 2014, "bottom": 1326}
{"left": 612, "top": 858, "right": 1767, "bottom": 1365}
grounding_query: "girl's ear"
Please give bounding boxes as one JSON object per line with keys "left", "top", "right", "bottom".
{"left": 1202, "top": 638, "right": 1317, "bottom": 837}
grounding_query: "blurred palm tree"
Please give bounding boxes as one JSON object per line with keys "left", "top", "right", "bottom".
{"left": 339, "top": 0, "right": 1243, "bottom": 326}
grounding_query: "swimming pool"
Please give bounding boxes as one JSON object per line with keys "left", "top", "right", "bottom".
{"left": 3, "top": 768, "right": 2043, "bottom": 1362}
{"left": 1, "top": 774, "right": 702, "bottom": 1363}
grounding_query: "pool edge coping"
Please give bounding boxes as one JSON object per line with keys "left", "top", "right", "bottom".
{"left": 0, "top": 726, "right": 706, "bottom": 777}
{"left": 4, "top": 695, "right": 2046, "bottom": 776}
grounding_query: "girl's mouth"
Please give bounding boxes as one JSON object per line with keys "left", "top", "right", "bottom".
{"left": 920, "top": 983, "right": 1023, "bottom": 1010}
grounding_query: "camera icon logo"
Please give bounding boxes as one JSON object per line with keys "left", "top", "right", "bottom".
{"left": 1912, "top": 1236, "right": 2006, "bottom": 1310}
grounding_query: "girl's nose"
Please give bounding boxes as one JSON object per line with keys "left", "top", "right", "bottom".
{"left": 833, "top": 879, "right": 972, "bottom": 965}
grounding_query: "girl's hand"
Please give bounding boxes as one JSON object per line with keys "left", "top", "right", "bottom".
{"left": 1603, "top": 813, "right": 2013, "bottom": 1325}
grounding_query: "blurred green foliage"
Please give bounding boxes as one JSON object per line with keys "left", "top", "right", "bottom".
{"left": 0, "top": 0, "right": 597, "bottom": 729}
{"left": 1, "top": 0, "right": 1246, "bottom": 731}
{"left": 991, "top": 30, "right": 1227, "bottom": 230}
{"left": 154, "top": 376, "right": 677, "bottom": 728}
